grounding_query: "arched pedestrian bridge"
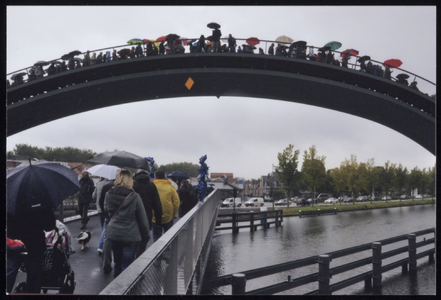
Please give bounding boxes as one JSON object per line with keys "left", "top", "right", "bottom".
{"left": 7, "top": 53, "right": 435, "bottom": 154}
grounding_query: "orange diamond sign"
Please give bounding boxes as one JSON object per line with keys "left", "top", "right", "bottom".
{"left": 185, "top": 77, "right": 194, "bottom": 90}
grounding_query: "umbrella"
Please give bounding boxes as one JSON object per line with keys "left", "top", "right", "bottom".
{"left": 86, "top": 164, "right": 119, "bottom": 180}
{"left": 340, "top": 49, "right": 359, "bottom": 57}
{"left": 324, "top": 41, "right": 342, "bottom": 51}
{"left": 61, "top": 53, "right": 72, "bottom": 60}
{"left": 34, "top": 60, "right": 50, "bottom": 67}
{"left": 86, "top": 150, "right": 150, "bottom": 170}
{"left": 292, "top": 40, "right": 307, "bottom": 46}
{"left": 7, "top": 160, "right": 81, "bottom": 216}
{"left": 49, "top": 60, "right": 63, "bottom": 65}
{"left": 383, "top": 59, "right": 402, "bottom": 69}
{"left": 69, "top": 50, "right": 82, "bottom": 56}
{"left": 127, "top": 38, "right": 144, "bottom": 45}
{"left": 166, "top": 33, "right": 180, "bottom": 41}
{"left": 357, "top": 55, "right": 371, "bottom": 62}
{"left": 246, "top": 37, "right": 260, "bottom": 46}
{"left": 73, "top": 57, "right": 83, "bottom": 62}
{"left": 396, "top": 73, "right": 409, "bottom": 80}
{"left": 275, "top": 35, "right": 294, "bottom": 44}
{"left": 143, "top": 39, "right": 154, "bottom": 43}
{"left": 207, "top": 22, "right": 221, "bottom": 29}
{"left": 156, "top": 36, "right": 167, "bottom": 42}
{"left": 167, "top": 171, "right": 189, "bottom": 181}
{"left": 11, "top": 72, "right": 26, "bottom": 80}
{"left": 118, "top": 48, "right": 131, "bottom": 57}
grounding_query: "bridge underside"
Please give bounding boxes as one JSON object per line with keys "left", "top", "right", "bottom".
{"left": 7, "top": 55, "right": 435, "bottom": 154}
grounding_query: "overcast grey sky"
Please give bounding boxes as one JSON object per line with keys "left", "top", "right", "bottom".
{"left": 6, "top": 6, "right": 436, "bottom": 179}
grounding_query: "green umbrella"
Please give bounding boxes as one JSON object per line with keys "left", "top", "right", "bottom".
{"left": 324, "top": 41, "right": 342, "bottom": 51}
{"left": 127, "top": 38, "right": 144, "bottom": 45}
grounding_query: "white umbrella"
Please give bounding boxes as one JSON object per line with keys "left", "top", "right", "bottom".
{"left": 86, "top": 164, "right": 119, "bottom": 179}
{"left": 275, "top": 35, "right": 294, "bottom": 44}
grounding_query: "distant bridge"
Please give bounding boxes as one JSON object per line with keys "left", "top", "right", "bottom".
{"left": 7, "top": 52, "right": 435, "bottom": 154}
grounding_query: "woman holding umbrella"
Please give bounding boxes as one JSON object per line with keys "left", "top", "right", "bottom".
{"left": 104, "top": 169, "right": 150, "bottom": 278}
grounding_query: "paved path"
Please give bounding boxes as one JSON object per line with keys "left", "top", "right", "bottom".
{"left": 14, "top": 214, "right": 154, "bottom": 295}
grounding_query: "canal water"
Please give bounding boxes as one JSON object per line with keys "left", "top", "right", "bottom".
{"left": 202, "top": 204, "right": 436, "bottom": 295}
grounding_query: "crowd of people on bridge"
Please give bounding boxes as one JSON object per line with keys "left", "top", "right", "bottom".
{"left": 7, "top": 30, "right": 425, "bottom": 95}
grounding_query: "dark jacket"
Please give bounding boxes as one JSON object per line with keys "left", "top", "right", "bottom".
{"left": 105, "top": 186, "right": 150, "bottom": 243}
{"left": 78, "top": 175, "right": 94, "bottom": 204}
{"left": 98, "top": 179, "right": 115, "bottom": 213}
{"left": 7, "top": 208, "right": 56, "bottom": 255}
{"left": 133, "top": 172, "right": 162, "bottom": 228}
{"left": 178, "top": 184, "right": 198, "bottom": 217}
{"left": 212, "top": 29, "right": 221, "bottom": 41}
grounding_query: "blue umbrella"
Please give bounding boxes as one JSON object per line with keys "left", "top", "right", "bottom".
{"left": 7, "top": 160, "right": 80, "bottom": 216}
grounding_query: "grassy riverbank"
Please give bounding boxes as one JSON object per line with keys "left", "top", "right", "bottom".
{"left": 281, "top": 199, "right": 436, "bottom": 217}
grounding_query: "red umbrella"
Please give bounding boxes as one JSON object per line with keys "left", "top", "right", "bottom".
{"left": 383, "top": 59, "right": 402, "bottom": 69}
{"left": 340, "top": 49, "right": 359, "bottom": 57}
{"left": 178, "top": 37, "right": 189, "bottom": 46}
{"left": 156, "top": 36, "right": 167, "bottom": 42}
{"left": 246, "top": 37, "right": 260, "bottom": 46}
{"left": 143, "top": 39, "right": 154, "bottom": 43}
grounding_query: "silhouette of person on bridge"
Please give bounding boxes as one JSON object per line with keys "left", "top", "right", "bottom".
{"left": 228, "top": 34, "right": 236, "bottom": 53}
{"left": 212, "top": 27, "right": 222, "bottom": 53}
{"left": 268, "top": 43, "right": 275, "bottom": 55}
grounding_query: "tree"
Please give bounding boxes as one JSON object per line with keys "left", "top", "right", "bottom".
{"left": 157, "top": 162, "right": 200, "bottom": 177}
{"left": 329, "top": 167, "right": 346, "bottom": 205}
{"left": 408, "top": 166, "right": 423, "bottom": 197}
{"left": 8, "top": 143, "right": 96, "bottom": 162}
{"left": 394, "top": 163, "right": 408, "bottom": 203}
{"left": 426, "top": 165, "right": 436, "bottom": 199}
{"left": 379, "top": 161, "right": 396, "bottom": 201}
{"left": 340, "top": 155, "right": 366, "bottom": 203}
{"left": 276, "top": 144, "right": 300, "bottom": 208}
{"left": 363, "top": 158, "right": 380, "bottom": 203}
{"left": 301, "top": 145, "right": 326, "bottom": 206}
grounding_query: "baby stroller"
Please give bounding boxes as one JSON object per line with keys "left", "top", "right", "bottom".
{"left": 14, "top": 221, "right": 76, "bottom": 294}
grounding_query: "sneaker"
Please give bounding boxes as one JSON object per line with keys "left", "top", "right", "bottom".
{"left": 97, "top": 249, "right": 103, "bottom": 256}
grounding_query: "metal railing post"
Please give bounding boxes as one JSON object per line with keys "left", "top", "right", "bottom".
{"left": 317, "top": 254, "right": 331, "bottom": 295}
{"left": 372, "top": 242, "right": 382, "bottom": 289}
{"left": 408, "top": 233, "right": 417, "bottom": 272}
{"left": 232, "top": 213, "right": 238, "bottom": 233}
{"left": 250, "top": 213, "right": 254, "bottom": 231}
{"left": 231, "top": 273, "right": 246, "bottom": 295}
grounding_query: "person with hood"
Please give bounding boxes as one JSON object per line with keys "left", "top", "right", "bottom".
{"left": 212, "top": 27, "right": 222, "bottom": 53}
{"left": 178, "top": 180, "right": 198, "bottom": 217}
{"left": 152, "top": 170, "right": 180, "bottom": 242}
{"left": 93, "top": 177, "right": 114, "bottom": 255}
{"left": 135, "top": 44, "right": 143, "bottom": 57}
{"left": 105, "top": 169, "right": 150, "bottom": 278}
{"left": 198, "top": 34, "right": 206, "bottom": 53}
{"left": 268, "top": 43, "right": 275, "bottom": 55}
{"left": 133, "top": 169, "right": 162, "bottom": 258}
{"left": 228, "top": 34, "right": 236, "bottom": 53}
{"left": 77, "top": 170, "right": 94, "bottom": 229}
{"left": 159, "top": 41, "right": 165, "bottom": 55}
{"left": 83, "top": 51, "right": 91, "bottom": 66}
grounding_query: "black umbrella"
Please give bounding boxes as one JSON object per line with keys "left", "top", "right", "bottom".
{"left": 318, "top": 46, "right": 331, "bottom": 52}
{"left": 69, "top": 50, "right": 82, "bottom": 56}
{"left": 357, "top": 55, "right": 371, "bottom": 62}
{"left": 166, "top": 33, "right": 180, "bottom": 41}
{"left": 7, "top": 160, "right": 81, "bottom": 216}
{"left": 396, "top": 73, "right": 410, "bottom": 80}
{"left": 167, "top": 171, "right": 189, "bottom": 181}
{"left": 34, "top": 60, "right": 50, "bottom": 67}
{"left": 61, "top": 53, "right": 72, "bottom": 60}
{"left": 207, "top": 22, "right": 221, "bottom": 29}
{"left": 86, "top": 150, "right": 150, "bottom": 170}
{"left": 11, "top": 72, "right": 26, "bottom": 80}
{"left": 292, "top": 40, "right": 307, "bottom": 46}
{"left": 118, "top": 48, "right": 131, "bottom": 57}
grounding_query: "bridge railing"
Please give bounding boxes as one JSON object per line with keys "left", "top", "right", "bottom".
{"left": 99, "top": 188, "right": 221, "bottom": 295}
{"left": 7, "top": 38, "right": 435, "bottom": 94}
{"left": 201, "top": 227, "right": 435, "bottom": 295}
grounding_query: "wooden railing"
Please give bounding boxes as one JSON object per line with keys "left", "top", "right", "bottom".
{"left": 216, "top": 210, "right": 283, "bottom": 233}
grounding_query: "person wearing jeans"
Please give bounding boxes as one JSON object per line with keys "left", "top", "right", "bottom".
{"left": 105, "top": 170, "right": 150, "bottom": 278}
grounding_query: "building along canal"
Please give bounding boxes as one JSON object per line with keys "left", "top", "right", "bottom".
{"left": 202, "top": 204, "right": 436, "bottom": 295}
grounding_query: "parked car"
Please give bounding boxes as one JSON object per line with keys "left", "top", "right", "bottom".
{"left": 343, "top": 197, "right": 355, "bottom": 203}
{"left": 275, "top": 198, "right": 292, "bottom": 206}
{"left": 316, "top": 193, "right": 332, "bottom": 202}
{"left": 324, "top": 197, "right": 338, "bottom": 204}
{"left": 245, "top": 197, "right": 265, "bottom": 207}
{"left": 382, "top": 196, "right": 392, "bottom": 201}
{"left": 400, "top": 195, "right": 411, "bottom": 200}
{"left": 307, "top": 198, "right": 318, "bottom": 204}
{"left": 415, "top": 195, "right": 423, "bottom": 199}
{"left": 297, "top": 198, "right": 310, "bottom": 206}
{"left": 371, "top": 196, "right": 378, "bottom": 201}
{"left": 356, "top": 196, "right": 368, "bottom": 202}
{"left": 221, "top": 197, "right": 242, "bottom": 207}
{"left": 264, "top": 197, "right": 273, "bottom": 202}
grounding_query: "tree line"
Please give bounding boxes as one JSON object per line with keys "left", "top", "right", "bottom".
{"left": 276, "top": 144, "right": 435, "bottom": 204}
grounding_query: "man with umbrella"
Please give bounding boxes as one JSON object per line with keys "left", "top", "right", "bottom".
{"left": 77, "top": 170, "right": 95, "bottom": 229}
{"left": 212, "top": 28, "right": 222, "bottom": 53}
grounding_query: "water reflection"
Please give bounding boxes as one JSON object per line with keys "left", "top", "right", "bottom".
{"left": 204, "top": 204, "right": 436, "bottom": 295}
